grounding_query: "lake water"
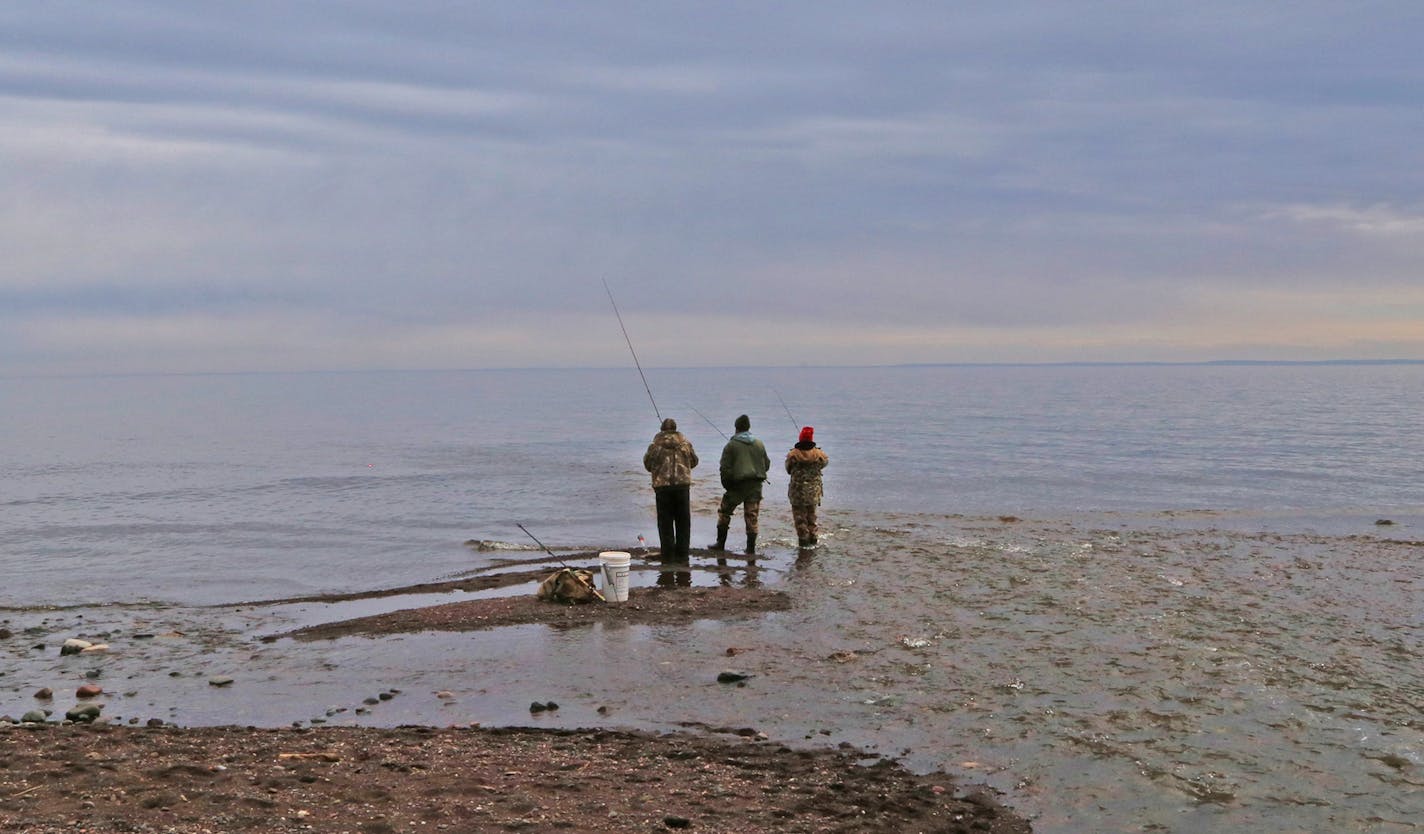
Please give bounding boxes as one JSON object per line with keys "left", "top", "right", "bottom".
{"left": 2, "top": 364, "right": 1422, "bottom": 832}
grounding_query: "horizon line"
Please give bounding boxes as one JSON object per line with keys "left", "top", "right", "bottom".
{"left": 4, "top": 357, "right": 1424, "bottom": 381}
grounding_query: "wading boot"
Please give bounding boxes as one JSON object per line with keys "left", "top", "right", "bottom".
{"left": 708, "top": 524, "right": 728, "bottom": 551}
{"left": 745, "top": 533, "right": 757, "bottom": 555}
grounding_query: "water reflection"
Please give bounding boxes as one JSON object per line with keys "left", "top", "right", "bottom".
{"left": 655, "top": 566, "right": 692, "bottom": 588}
{"left": 713, "top": 555, "right": 763, "bottom": 588}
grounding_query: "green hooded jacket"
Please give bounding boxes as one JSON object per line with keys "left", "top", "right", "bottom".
{"left": 719, "top": 432, "right": 770, "bottom": 489}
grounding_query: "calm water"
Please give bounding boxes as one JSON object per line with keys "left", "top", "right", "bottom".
{"left": 2, "top": 365, "right": 1422, "bottom": 832}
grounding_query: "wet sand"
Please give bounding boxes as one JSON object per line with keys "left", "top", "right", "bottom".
{"left": 0, "top": 547, "right": 1033, "bottom": 833}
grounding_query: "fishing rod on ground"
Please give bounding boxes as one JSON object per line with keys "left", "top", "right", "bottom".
{"left": 515, "top": 523, "right": 605, "bottom": 601}
{"left": 515, "top": 523, "right": 574, "bottom": 568}
{"left": 602, "top": 278, "right": 661, "bottom": 422}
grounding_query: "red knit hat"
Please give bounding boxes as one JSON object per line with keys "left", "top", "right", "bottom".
{"left": 799, "top": 426, "right": 814, "bottom": 443}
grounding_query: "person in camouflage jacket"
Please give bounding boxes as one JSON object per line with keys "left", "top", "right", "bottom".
{"left": 785, "top": 426, "right": 828, "bottom": 547}
{"left": 643, "top": 418, "right": 699, "bottom": 563}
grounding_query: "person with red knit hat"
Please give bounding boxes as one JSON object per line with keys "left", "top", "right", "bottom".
{"left": 785, "top": 425, "right": 828, "bottom": 547}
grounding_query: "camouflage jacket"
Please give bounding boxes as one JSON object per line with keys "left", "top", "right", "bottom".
{"left": 643, "top": 430, "right": 698, "bottom": 488}
{"left": 785, "top": 444, "right": 828, "bottom": 505}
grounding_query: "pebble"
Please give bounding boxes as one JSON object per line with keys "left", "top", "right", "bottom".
{"left": 716, "top": 670, "right": 750, "bottom": 683}
{"left": 66, "top": 704, "right": 102, "bottom": 723}
{"left": 0, "top": 628, "right": 11, "bottom": 639}
{"left": 208, "top": 676, "right": 235, "bottom": 687}
{"left": 76, "top": 684, "right": 104, "bottom": 698}
{"left": 61, "top": 638, "right": 93, "bottom": 656}
{"left": 21, "top": 710, "right": 48, "bottom": 724}
{"left": 34, "top": 687, "right": 52, "bottom": 700}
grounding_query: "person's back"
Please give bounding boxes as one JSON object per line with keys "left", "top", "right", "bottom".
{"left": 720, "top": 431, "right": 770, "bottom": 485}
{"left": 712, "top": 414, "right": 770, "bottom": 554}
{"left": 645, "top": 428, "right": 697, "bottom": 488}
{"left": 785, "top": 426, "right": 828, "bottom": 547}
{"left": 643, "top": 418, "right": 697, "bottom": 564}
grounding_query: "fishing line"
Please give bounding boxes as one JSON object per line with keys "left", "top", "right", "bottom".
{"left": 602, "top": 278, "right": 661, "bottom": 421}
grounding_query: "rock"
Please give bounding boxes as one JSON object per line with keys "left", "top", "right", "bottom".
{"left": 146, "top": 718, "right": 165, "bottom": 727}
{"left": 61, "top": 638, "right": 93, "bottom": 656}
{"left": 209, "top": 676, "right": 235, "bottom": 687}
{"left": 434, "top": 691, "right": 455, "bottom": 700}
{"left": 34, "top": 687, "right": 52, "bottom": 700}
{"left": 378, "top": 692, "right": 394, "bottom": 701}
{"left": 663, "top": 816, "right": 692, "bottom": 829}
{"left": 0, "top": 628, "right": 12, "bottom": 639}
{"left": 76, "top": 684, "right": 103, "bottom": 698}
{"left": 21, "top": 710, "right": 48, "bottom": 724}
{"left": 66, "top": 704, "right": 102, "bottom": 723}
{"left": 1375, "top": 519, "right": 1395, "bottom": 526}
{"left": 544, "top": 701, "right": 559, "bottom": 711}
{"left": 80, "top": 643, "right": 110, "bottom": 654}
{"left": 529, "top": 702, "right": 548, "bottom": 713}
{"left": 716, "top": 670, "right": 750, "bottom": 683}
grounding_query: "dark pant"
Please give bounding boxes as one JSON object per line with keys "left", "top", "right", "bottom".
{"left": 654, "top": 485, "right": 692, "bottom": 562}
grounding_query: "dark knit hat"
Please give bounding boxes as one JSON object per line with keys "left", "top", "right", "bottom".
{"left": 661, "top": 418, "right": 677, "bottom": 432}
{"left": 799, "top": 426, "right": 814, "bottom": 443}
{"left": 734, "top": 414, "right": 751, "bottom": 433}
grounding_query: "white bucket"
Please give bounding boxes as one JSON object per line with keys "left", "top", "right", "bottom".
{"left": 598, "top": 551, "right": 631, "bottom": 602}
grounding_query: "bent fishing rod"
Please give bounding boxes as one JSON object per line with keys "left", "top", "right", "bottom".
{"left": 602, "top": 278, "right": 661, "bottom": 422}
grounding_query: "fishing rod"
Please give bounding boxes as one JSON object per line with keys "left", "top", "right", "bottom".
{"left": 516, "top": 523, "right": 604, "bottom": 600}
{"left": 773, "top": 389, "right": 800, "bottom": 433}
{"left": 688, "top": 404, "right": 727, "bottom": 439}
{"left": 602, "top": 278, "right": 661, "bottom": 422}
{"left": 516, "top": 523, "right": 573, "bottom": 569}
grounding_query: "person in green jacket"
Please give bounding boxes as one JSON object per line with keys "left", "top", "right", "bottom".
{"left": 710, "top": 414, "right": 771, "bottom": 554}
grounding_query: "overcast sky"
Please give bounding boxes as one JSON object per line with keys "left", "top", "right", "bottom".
{"left": 3, "top": 1, "right": 1422, "bottom": 375}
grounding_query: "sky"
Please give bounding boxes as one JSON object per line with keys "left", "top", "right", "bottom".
{"left": 3, "top": 1, "right": 1423, "bottom": 375}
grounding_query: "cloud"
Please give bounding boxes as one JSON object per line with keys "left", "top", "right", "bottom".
{"left": 1, "top": 1, "right": 1422, "bottom": 374}
{"left": 1264, "top": 203, "right": 1424, "bottom": 238}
